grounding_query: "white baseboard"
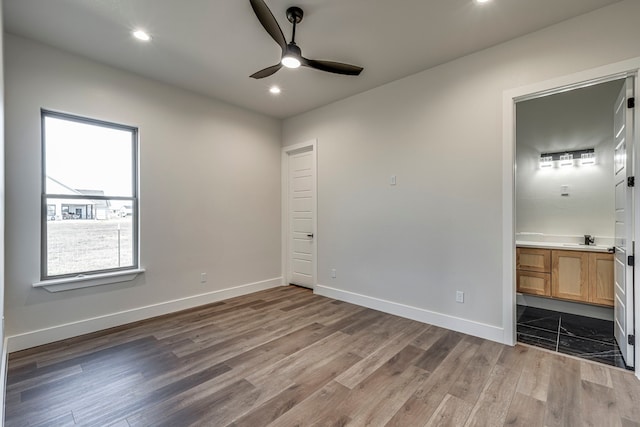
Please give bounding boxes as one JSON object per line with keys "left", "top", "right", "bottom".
{"left": 315, "top": 284, "right": 505, "bottom": 344}
{"left": 516, "top": 293, "right": 614, "bottom": 321}
{"left": 7, "top": 277, "right": 284, "bottom": 352}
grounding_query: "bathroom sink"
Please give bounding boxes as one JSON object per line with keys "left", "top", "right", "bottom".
{"left": 561, "top": 243, "right": 612, "bottom": 251}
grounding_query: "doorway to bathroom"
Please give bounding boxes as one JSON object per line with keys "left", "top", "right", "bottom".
{"left": 514, "top": 76, "right": 636, "bottom": 370}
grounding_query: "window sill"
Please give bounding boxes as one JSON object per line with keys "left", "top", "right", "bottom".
{"left": 32, "top": 268, "right": 145, "bottom": 292}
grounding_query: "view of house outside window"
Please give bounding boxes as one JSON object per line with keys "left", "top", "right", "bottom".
{"left": 41, "top": 110, "right": 139, "bottom": 279}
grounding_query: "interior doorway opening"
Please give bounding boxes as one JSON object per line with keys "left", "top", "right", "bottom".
{"left": 514, "top": 76, "right": 635, "bottom": 370}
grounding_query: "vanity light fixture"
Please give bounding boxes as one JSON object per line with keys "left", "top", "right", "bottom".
{"left": 581, "top": 152, "right": 596, "bottom": 166}
{"left": 559, "top": 153, "right": 573, "bottom": 167}
{"left": 539, "top": 156, "right": 553, "bottom": 168}
{"left": 539, "top": 148, "right": 595, "bottom": 169}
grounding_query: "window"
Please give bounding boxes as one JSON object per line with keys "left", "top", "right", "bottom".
{"left": 41, "top": 110, "right": 139, "bottom": 280}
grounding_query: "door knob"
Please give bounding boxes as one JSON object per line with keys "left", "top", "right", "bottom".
{"left": 307, "top": 233, "right": 314, "bottom": 238}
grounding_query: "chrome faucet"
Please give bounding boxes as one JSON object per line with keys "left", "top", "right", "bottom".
{"left": 584, "top": 235, "right": 595, "bottom": 246}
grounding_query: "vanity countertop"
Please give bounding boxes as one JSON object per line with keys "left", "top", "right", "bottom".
{"left": 516, "top": 240, "right": 614, "bottom": 253}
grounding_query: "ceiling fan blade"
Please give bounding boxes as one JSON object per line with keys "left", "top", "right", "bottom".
{"left": 302, "top": 58, "right": 363, "bottom": 76}
{"left": 250, "top": 63, "right": 283, "bottom": 79}
{"left": 249, "top": 0, "right": 287, "bottom": 53}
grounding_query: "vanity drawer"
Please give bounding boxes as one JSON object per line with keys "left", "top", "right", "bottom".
{"left": 516, "top": 247, "right": 551, "bottom": 273}
{"left": 517, "top": 271, "right": 551, "bottom": 296}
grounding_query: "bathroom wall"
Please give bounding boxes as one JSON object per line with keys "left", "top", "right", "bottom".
{"left": 516, "top": 79, "right": 623, "bottom": 243}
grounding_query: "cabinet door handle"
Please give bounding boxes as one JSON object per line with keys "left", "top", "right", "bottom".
{"left": 307, "top": 234, "right": 314, "bottom": 238}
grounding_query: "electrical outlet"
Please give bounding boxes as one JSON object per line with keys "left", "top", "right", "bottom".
{"left": 331, "top": 269, "right": 336, "bottom": 278}
{"left": 456, "top": 291, "right": 464, "bottom": 303}
{"left": 200, "top": 273, "right": 207, "bottom": 283}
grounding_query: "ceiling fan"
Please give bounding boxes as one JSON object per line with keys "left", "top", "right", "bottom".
{"left": 249, "top": 0, "right": 364, "bottom": 79}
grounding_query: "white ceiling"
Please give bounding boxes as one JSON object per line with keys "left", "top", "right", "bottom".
{"left": 3, "top": 0, "right": 622, "bottom": 119}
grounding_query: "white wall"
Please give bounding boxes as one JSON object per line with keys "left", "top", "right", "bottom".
{"left": 4, "top": 35, "right": 282, "bottom": 350}
{"left": 282, "top": 0, "right": 640, "bottom": 338}
{"left": 516, "top": 80, "right": 621, "bottom": 240}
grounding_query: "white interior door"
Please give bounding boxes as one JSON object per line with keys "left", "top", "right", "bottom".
{"left": 287, "top": 147, "right": 315, "bottom": 288}
{"left": 613, "top": 77, "right": 635, "bottom": 367}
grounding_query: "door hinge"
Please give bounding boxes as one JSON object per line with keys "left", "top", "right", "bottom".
{"left": 629, "top": 97, "right": 635, "bottom": 109}
{"left": 629, "top": 334, "right": 635, "bottom": 346}
{"left": 628, "top": 176, "right": 635, "bottom": 187}
{"left": 628, "top": 255, "right": 635, "bottom": 266}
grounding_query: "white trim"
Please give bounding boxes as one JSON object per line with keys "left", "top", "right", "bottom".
{"left": 32, "top": 268, "right": 146, "bottom": 292}
{"left": 502, "top": 56, "right": 640, "bottom": 376}
{"left": 315, "top": 284, "right": 504, "bottom": 343}
{"left": 633, "top": 67, "right": 640, "bottom": 378}
{"left": 0, "top": 337, "right": 7, "bottom": 427}
{"left": 9, "top": 277, "right": 283, "bottom": 352}
{"left": 282, "top": 140, "right": 318, "bottom": 289}
{"left": 502, "top": 88, "right": 517, "bottom": 346}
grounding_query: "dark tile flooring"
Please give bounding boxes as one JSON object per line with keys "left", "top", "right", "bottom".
{"left": 517, "top": 305, "right": 632, "bottom": 370}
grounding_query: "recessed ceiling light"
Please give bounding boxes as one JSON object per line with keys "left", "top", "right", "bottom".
{"left": 132, "top": 29, "right": 151, "bottom": 42}
{"left": 269, "top": 86, "right": 281, "bottom": 95}
{"left": 476, "top": 0, "right": 491, "bottom": 3}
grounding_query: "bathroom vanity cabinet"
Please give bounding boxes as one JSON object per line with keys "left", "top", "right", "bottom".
{"left": 516, "top": 247, "right": 614, "bottom": 307}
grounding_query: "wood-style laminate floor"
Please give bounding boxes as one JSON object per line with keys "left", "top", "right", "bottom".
{"left": 6, "top": 286, "right": 640, "bottom": 426}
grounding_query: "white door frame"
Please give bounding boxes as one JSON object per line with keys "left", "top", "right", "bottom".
{"left": 282, "top": 139, "right": 318, "bottom": 289}
{"left": 502, "top": 57, "right": 640, "bottom": 377}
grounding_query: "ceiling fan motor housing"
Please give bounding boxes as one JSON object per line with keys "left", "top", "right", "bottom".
{"left": 286, "top": 7, "right": 303, "bottom": 24}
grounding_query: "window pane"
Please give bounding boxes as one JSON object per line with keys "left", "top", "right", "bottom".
{"left": 45, "top": 198, "right": 135, "bottom": 277}
{"left": 44, "top": 116, "right": 133, "bottom": 197}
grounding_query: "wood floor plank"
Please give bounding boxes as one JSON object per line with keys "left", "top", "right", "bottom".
{"left": 580, "top": 379, "right": 621, "bottom": 427}
{"left": 129, "top": 379, "right": 259, "bottom": 427}
{"left": 515, "top": 345, "right": 552, "bottom": 402}
{"left": 266, "top": 380, "right": 352, "bottom": 427}
{"left": 231, "top": 352, "right": 361, "bottom": 427}
{"left": 324, "top": 346, "right": 428, "bottom": 426}
{"left": 385, "top": 339, "right": 479, "bottom": 426}
{"left": 464, "top": 364, "right": 522, "bottom": 427}
{"left": 611, "top": 369, "right": 640, "bottom": 423}
{"left": 580, "top": 360, "right": 613, "bottom": 388}
{"left": 413, "top": 330, "right": 464, "bottom": 372}
{"left": 424, "top": 393, "right": 474, "bottom": 427}
{"left": 5, "top": 286, "right": 639, "bottom": 427}
{"left": 335, "top": 322, "right": 427, "bottom": 389}
{"left": 545, "top": 355, "right": 582, "bottom": 427}
{"left": 31, "top": 411, "right": 77, "bottom": 427}
{"left": 348, "top": 364, "right": 429, "bottom": 426}
{"left": 244, "top": 331, "right": 357, "bottom": 408}
{"left": 503, "top": 392, "right": 545, "bottom": 427}
{"left": 448, "top": 339, "right": 503, "bottom": 403}
{"left": 622, "top": 418, "right": 640, "bottom": 427}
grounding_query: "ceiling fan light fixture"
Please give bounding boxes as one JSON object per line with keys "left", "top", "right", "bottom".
{"left": 281, "top": 55, "right": 301, "bottom": 69}
{"left": 132, "top": 29, "right": 151, "bottom": 42}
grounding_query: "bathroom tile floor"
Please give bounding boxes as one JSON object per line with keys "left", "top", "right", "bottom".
{"left": 517, "top": 305, "right": 632, "bottom": 370}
